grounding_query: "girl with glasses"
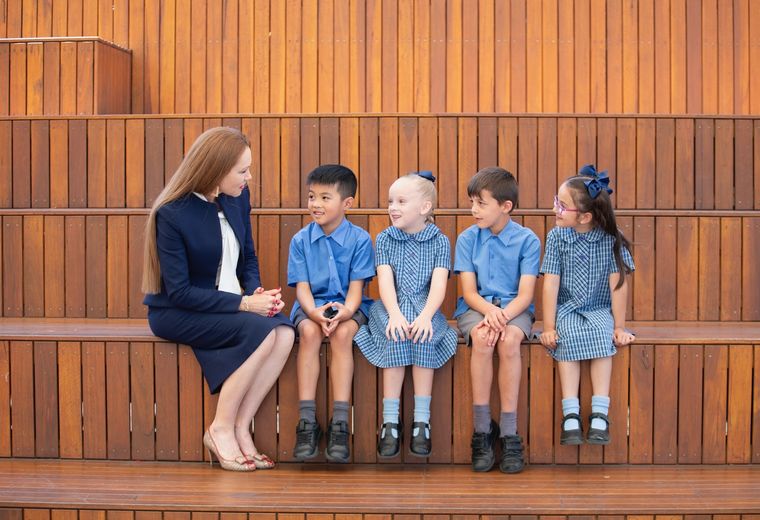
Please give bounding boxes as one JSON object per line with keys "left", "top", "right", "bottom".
{"left": 539, "top": 165, "right": 635, "bottom": 447}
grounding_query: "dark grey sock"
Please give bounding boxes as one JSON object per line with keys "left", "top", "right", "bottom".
{"left": 332, "top": 401, "right": 350, "bottom": 424}
{"left": 473, "top": 404, "right": 491, "bottom": 433}
{"left": 299, "top": 400, "right": 317, "bottom": 423}
{"left": 500, "top": 411, "right": 517, "bottom": 436}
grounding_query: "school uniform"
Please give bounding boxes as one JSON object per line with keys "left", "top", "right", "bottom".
{"left": 287, "top": 218, "right": 376, "bottom": 324}
{"left": 453, "top": 220, "right": 541, "bottom": 342}
{"left": 539, "top": 226, "right": 635, "bottom": 362}
{"left": 355, "top": 224, "right": 458, "bottom": 369}
{"left": 144, "top": 187, "right": 293, "bottom": 394}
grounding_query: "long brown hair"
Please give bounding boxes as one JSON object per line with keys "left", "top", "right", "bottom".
{"left": 142, "top": 127, "right": 251, "bottom": 294}
{"left": 564, "top": 175, "right": 632, "bottom": 290}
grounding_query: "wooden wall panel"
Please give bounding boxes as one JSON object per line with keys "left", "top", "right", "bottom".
{"left": 2, "top": 115, "right": 758, "bottom": 211}
{"left": 0, "top": 341, "right": 757, "bottom": 464}
{"left": 0, "top": 115, "right": 759, "bottom": 320}
{"left": 2, "top": 1, "right": 758, "bottom": 115}
{"left": 0, "top": 39, "right": 130, "bottom": 115}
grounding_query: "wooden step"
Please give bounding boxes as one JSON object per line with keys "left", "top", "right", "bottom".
{"left": 0, "top": 459, "right": 759, "bottom": 515}
{"left": 1, "top": 318, "right": 759, "bottom": 466}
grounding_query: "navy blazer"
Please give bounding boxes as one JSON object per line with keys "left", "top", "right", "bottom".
{"left": 143, "top": 187, "right": 261, "bottom": 313}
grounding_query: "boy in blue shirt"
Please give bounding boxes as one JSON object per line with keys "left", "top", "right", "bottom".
{"left": 454, "top": 167, "right": 540, "bottom": 473}
{"left": 287, "top": 164, "right": 375, "bottom": 463}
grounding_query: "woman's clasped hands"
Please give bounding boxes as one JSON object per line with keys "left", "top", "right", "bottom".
{"left": 240, "top": 287, "right": 284, "bottom": 317}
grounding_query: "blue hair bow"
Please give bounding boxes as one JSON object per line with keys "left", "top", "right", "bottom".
{"left": 415, "top": 170, "right": 436, "bottom": 182}
{"left": 579, "top": 164, "right": 613, "bottom": 199}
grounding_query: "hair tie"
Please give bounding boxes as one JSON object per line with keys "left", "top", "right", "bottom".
{"left": 415, "top": 170, "right": 436, "bottom": 183}
{"left": 579, "top": 164, "right": 613, "bottom": 199}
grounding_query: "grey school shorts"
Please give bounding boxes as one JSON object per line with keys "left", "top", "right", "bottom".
{"left": 456, "top": 308, "right": 534, "bottom": 346}
{"left": 292, "top": 306, "right": 368, "bottom": 330}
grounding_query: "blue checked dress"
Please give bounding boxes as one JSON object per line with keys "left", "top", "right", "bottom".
{"left": 540, "top": 226, "right": 635, "bottom": 362}
{"left": 355, "top": 224, "right": 458, "bottom": 369}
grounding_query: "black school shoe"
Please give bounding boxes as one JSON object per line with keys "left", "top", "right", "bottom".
{"left": 377, "top": 421, "right": 402, "bottom": 458}
{"left": 559, "top": 413, "right": 584, "bottom": 445}
{"left": 293, "top": 419, "right": 322, "bottom": 460}
{"left": 325, "top": 419, "right": 350, "bottom": 463}
{"left": 470, "top": 420, "right": 500, "bottom": 472}
{"left": 586, "top": 412, "right": 610, "bottom": 445}
{"left": 499, "top": 434, "right": 525, "bottom": 474}
{"left": 409, "top": 422, "right": 432, "bottom": 457}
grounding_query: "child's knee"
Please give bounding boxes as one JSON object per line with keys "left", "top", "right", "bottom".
{"left": 470, "top": 334, "right": 494, "bottom": 356}
{"left": 497, "top": 330, "right": 523, "bottom": 359}
{"left": 331, "top": 321, "right": 358, "bottom": 344}
{"left": 298, "top": 320, "right": 323, "bottom": 346}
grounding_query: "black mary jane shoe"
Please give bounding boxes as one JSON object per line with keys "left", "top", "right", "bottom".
{"left": 377, "top": 422, "right": 402, "bottom": 458}
{"left": 409, "top": 422, "right": 431, "bottom": 457}
{"left": 559, "top": 413, "right": 584, "bottom": 445}
{"left": 585, "top": 412, "right": 610, "bottom": 445}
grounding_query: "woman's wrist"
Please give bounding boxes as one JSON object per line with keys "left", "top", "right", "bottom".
{"left": 240, "top": 295, "right": 251, "bottom": 312}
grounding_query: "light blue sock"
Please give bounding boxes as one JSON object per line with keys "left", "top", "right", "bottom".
{"left": 591, "top": 395, "right": 610, "bottom": 430}
{"left": 382, "top": 398, "right": 401, "bottom": 438}
{"left": 561, "top": 397, "right": 581, "bottom": 430}
{"left": 413, "top": 395, "right": 432, "bottom": 438}
{"left": 413, "top": 395, "right": 432, "bottom": 424}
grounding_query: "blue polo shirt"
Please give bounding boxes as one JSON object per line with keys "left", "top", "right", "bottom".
{"left": 453, "top": 219, "right": 541, "bottom": 317}
{"left": 287, "top": 218, "right": 375, "bottom": 320}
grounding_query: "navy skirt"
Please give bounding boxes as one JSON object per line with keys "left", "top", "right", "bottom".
{"left": 148, "top": 306, "right": 294, "bottom": 394}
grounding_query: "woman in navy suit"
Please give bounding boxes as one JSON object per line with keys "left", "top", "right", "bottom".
{"left": 143, "top": 127, "right": 295, "bottom": 471}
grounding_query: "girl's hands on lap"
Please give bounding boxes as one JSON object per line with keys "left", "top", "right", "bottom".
{"left": 409, "top": 313, "right": 433, "bottom": 343}
{"left": 386, "top": 311, "right": 410, "bottom": 341}
{"left": 539, "top": 329, "right": 558, "bottom": 349}
{"left": 613, "top": 327, "right": 635, "bottom": 346}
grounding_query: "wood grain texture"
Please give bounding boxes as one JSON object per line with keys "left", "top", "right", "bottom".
{"left": 0, "top": 461, "right": 759, "bottom": 514}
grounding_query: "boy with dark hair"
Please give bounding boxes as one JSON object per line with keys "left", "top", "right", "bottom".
{"left": 287, "top": 164, "right": 375, "bottom": 463}
{"left": 454, "top": 167, "right": 540, "bottom": 473}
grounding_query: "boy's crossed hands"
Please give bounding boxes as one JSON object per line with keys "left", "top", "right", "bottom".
{"left": 308, "top": 302, "right": 352, "bottom": 337}
{"left": 473, "top": 303, "right": 512, "bottom": 347}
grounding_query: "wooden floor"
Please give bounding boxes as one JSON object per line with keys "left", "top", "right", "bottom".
{"left": 1, "top": 460, "right": 759, "bottom": 515}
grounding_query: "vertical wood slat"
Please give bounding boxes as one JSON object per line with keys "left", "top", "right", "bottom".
{"left": 82, "top": 341, "right": 107, "bottom": 458}
{"left": 34, "top": 341, "right": 59, "bottom": 457}
{"left": 10, "top": 341, "right": 35, "bottom": 456}
{"left": 130, "top": 342, "right": 155, "bottom": 460}
{"left": 58, "top": 341, "right": 83, "bottom": 458}
{"left": 653, "top": 345, "right": 678, "bottom": 464}
{"left": 0, "top": 341, "right": 10, "bottom": 456}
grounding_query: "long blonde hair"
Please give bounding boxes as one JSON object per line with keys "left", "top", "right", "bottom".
{"left": 142, "top": 127, "right": 251, "bottom": 294}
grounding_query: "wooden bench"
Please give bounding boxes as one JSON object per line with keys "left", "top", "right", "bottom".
{"left": 2, "top": 317, "right": 758, "bottom": 466}
{"left": 0, "top": 459, "right": 759, "bottom": 516}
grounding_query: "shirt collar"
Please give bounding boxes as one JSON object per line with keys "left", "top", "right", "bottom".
{"left": 309, "top": 218, "right": 350, "bottom": 246}
{"left": 386, "top": 223, "right": 440, "bottom": 242}
{"left": 478, "top": 219, "right": 516, "bottom": 246}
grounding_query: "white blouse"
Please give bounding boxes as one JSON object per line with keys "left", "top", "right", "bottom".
{"left": 193, "top": 192, "right": 242, "bottom": 294}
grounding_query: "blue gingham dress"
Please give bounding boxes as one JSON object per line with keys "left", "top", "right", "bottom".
{"left": 355, "top": 224, "right": 458, "bottom": 369}
{"left": 540, "top": 226, "right": 635, "bottom": 362}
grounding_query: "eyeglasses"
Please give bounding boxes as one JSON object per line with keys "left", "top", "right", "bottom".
{"left": 553, "top": 195, "right": 580, "bottom": 216}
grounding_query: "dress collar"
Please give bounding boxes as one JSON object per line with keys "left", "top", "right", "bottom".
{"left": 556, "top": 226, "right": 607, "bottom": 244}
{"left": 385, "top": 223, "right": 440, "bottom": 242}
